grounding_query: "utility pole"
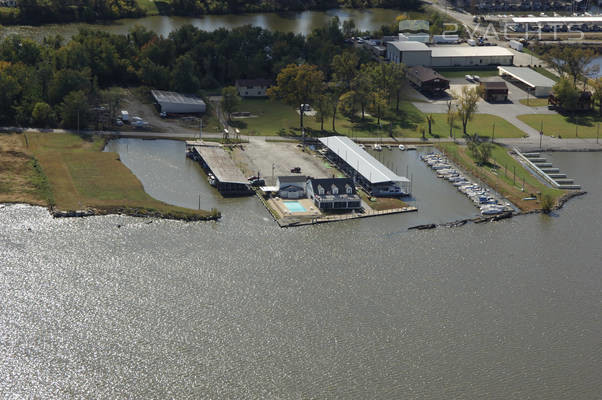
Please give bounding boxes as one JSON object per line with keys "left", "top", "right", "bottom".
{"left": 77, "top": 109, "right": 80, "bottom": 136}
{"left": 597, "top": 122, "right": 600, "bottom": 144}
{"left": 539, "top": 120, "right": 544, "bottom": 150}
{"left": 492, "top": 122, "right": 495, "bottom": 143}
{"left": 199, "top": 118, "right": 203, "bottom": 140}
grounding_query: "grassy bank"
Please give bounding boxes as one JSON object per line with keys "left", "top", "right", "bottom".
{"left": 231, "top": 98, "right": 527, "bottom": 139}
{"left": 519, "top": 98, "right": 549, "bottom": 107}
{"left": 435, "top": 69, "right": 498, "bottom": 79}
{"left": 0, "top": 132, "right": 217, "bottom": 220}
{"left": 517, "top": 113, "right": 602, "bottom": 138}
{"left": 437, "top": 142, "right": 565, "bottom": 211}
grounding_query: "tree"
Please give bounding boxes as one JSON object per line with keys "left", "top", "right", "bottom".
{"left": 543, "top": 46, "right": 598, "bottom": 87}
{"left": 351, "top": 69, "right": 372, "bottom": 120}
{"left": 369, "top": 89, "right": 387, "bottom": 126}
{"left": 466, "top": 133, "right": 493, "bottom": 165}
{"left": 171, "top": 54, "right": 200, "bottom": 93}
{"left": 221, "top": 86, "right": 241, "bottom": 123}
{"left": 446, "top": 100, "right": 457, "bottom": 138}
{"left": 313, "top": 92, "right": 331, "bottom": 131}
{"left": 591, "top": 77, "right": 602, "bottom": 116}
{"left": 425, "top": 114, "right": 435, "bottom": 136}
{"left": 59, "top": 90, "right": 90, "bottom": 130}
{"left": 342, "top": 19, "right": 356, "bottom": 38}
{"left": 457, "top": 86, "right": 480, "bottom": 135}
{"left": 32, "top": 102, "right": 54, "bottom": 127}
{"left": 541, "top": 193, "right": 554, "bottom": 214}
{"left": 552, "top": 78, "right": 580, "bottom": 112}
{"left": 267, "top": 63, "right": 324, "bottom": 131}
{"left": 390, "top": 63, "right": 406, "bottom": 111}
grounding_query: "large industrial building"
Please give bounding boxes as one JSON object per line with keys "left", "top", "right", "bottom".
{"left": 386, "top": 41, "right": 514, "bottom": 67}
{"left": 497, "top": 66, "right": 556, "bottom": 97}
{"left": 151, "top": 90, "right": 206, "bottom": 114}
{"left": 319, "top": 136, "right": 411, "bottom": 197}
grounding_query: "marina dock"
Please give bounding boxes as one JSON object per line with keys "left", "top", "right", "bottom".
{"left": 186, "top": 141, "right": 252, "bottom": 195}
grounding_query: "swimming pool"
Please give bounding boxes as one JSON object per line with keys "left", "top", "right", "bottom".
{"left": 283, "top": 201, "right": 307, "bottom": 213}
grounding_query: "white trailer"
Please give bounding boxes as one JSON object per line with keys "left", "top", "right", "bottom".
{"left": 120, "top": 110, "right": 129, "bottom": 122}
{"left": 467, "top": 39, "right": 477, "bottom": 46}
{"left": 509, "top": 39, "right": 523, "bottom": 51}
{"left": 432, "top": 34, "right": 459, "bottom": 44}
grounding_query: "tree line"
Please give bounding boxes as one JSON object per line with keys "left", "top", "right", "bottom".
{"left": 2, "top": 0, "right": 421, "bottom": 25}
{"left": 0, "top": 18, "right": 372, "bottom": 128}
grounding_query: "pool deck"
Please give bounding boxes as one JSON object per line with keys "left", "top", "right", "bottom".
{"left": 256, "top": 190, "right": 417, "bottom": 228}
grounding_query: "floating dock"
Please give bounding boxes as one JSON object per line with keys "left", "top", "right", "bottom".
{"left": 514, "top": 149, "right": 581, "bottom": 190}
{"left": 186, "top": 141, "right": 252, "bottom": 195}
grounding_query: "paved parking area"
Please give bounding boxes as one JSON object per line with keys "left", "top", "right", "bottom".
{"left": 232, "top": 140, "right": 335, "bottom": 185}
{"left": 413, "top": 75, "right": 556, "bottom": 139}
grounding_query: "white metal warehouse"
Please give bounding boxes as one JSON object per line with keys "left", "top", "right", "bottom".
{"left": 386, "top": 42, "right": 514, "bottom": 68}
{"left": 319, "top": 136, "right": 411, "bottom": 196}
{"left": 151, "top": 90, "right": 206, "bottom": 114}
{"left": 430, "top": 46, "right": 514, "bottom": 68}
{"left": 497, "top": 66, "right": 556, "bottom": 97}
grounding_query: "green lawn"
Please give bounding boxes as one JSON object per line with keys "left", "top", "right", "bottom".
{"left": 438, "top": 142, "right": 565, "bottom": 211}
{"left": 231, "top": 98, "right": 526, "bottom": 139}
{"left": 20, "top": 132, "right": 216, "bottom": 219}
{"left": 135, "top": 0, "right": 160, "bottom": 15}
{"left": 518, "top": 113, "right": 602, "bottom": 138}
{"left": 435, "top": 69, "right": 499, "bottom": 79}
{"left": 519, "top": 98, "right": 549, "bottom": 107}
{"left": 530, "top": 66, "right": 560, "bottom": 83}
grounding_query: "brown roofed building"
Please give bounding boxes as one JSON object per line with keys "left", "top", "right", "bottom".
{"left": 479, "top": 81, "right": 508, "bottom": 102}
{"left": 407, "top": 66, "right": 450, "bottom": 96}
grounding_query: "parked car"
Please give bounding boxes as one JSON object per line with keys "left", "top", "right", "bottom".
{"left": 115, "top": 119, "right": 123, "bottom": 127}
{"left": 160, "top": 111, "right": 167, "bottom": 118}
{"left": 465, "top": 74, "right": 474, "bottom": 82}
{"left": 249, "top": 178, "right": 265, "bottom": 187}
{"left": 290, "top": 167, "right": 301, "bottom": 173}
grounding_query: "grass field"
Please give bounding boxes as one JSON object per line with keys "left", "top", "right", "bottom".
{"left": 518, "top": 113, "right": 602, "bottom": 138}
{"left": 519, "top": 98, "right": 549, "bottom": 107}
{"left": 435, "top": 69, "right": 499, "bottom": 79}
{"left": 0, "top": 132, "right": 215, "bottom": 219}
{"left": 135, "top": 0, "right": 160, "bottom": 15}
{"left": 437, "top": 142, "right": 565, "bottom": 211}
{"left": 231, "top": 98, "right": 527, "bottom": 139}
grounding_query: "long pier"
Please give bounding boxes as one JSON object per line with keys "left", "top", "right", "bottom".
{"left": 186, "top": 141, "right": 252, "bottom": 195}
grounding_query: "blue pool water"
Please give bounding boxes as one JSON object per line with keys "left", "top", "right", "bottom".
{"left": 284, "top": 201, "right": 307, "bottom": 213}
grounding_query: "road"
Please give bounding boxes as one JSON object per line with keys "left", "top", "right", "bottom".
{"left": 4, "top": 126, "right": 601, "bottom": 152}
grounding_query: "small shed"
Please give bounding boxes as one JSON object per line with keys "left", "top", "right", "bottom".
{"left": 407, "top": 66, "right": 450, "bottom": 95}
{"left": 480, "top": 81, "right": 509, "bottom": 102}
{"left": 151, "top": 90, "right": 206, "bottom": 114}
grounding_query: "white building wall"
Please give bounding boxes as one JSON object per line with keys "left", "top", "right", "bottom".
{"left": 534, "top": 86, "right": 552, "bottom": 98}
{"left": 402, "top": 51, "right": 432, "bottom": 67}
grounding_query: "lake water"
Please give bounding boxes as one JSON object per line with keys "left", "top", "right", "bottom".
{"left": 1, "top": 139, "right": 600, "bottom": 398}
{"left": 0, "top": 8, "right": 400, "bottom": 41}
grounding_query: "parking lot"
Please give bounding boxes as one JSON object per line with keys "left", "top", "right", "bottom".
{"left": 231, "top": 140, "right": 336, "bottom": 185}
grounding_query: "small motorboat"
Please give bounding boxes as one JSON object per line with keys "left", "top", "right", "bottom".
{"left": 208, "top": 174, "right": 217, "bottom": 187}
{"left": 374, "top": 144, "right": 382, "bottom": 151}
{"left": 399, "top": 144, "right": 406, "bottom": 151}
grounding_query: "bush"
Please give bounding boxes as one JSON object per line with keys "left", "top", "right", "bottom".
{"left": 541, "top": 193, "right": 555, "bottom": 214}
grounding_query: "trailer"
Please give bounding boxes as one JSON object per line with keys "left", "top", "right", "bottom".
{"left": 467, "top": 39, "right": 477, "bottom": 46}
{"left": 432, "top": 35, "right": 459, "bottom": 44}
{"left": 509, "top": 40, "right": 523, "bottom": 51}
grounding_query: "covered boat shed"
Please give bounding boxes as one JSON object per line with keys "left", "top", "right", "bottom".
{"left": 497, "top": 66, "right": 555, "bottom": 97}
{"left": 319, "top": 136, "right": 411, "bottom": 196}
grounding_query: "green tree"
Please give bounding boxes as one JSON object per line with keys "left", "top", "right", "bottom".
{"left": 446, "top": 100, "right": 457, "bottom": 138}
{"left": 552, "top": 78, "right": 580, "bottom": 112}
{"left": 221, "top": 86, "right": 241, "bottom": 122}
{"left": 457, "top": 86, "right": 480, "bottom": 135}
{"left": 590, "top": 77, "right": 602, "bottom": 116}
{"left": 59, "top": 90, "right": 90, "bottom": 130}
{"left": 267, "top": 63, "right": 325, "bottom": 131}
{"left": 313, "top": 92, "right": 332, "bottom": 131}
{"left": 171, "top": 54, "right": 200, "bottom": 93}
{"left": 32, "top": 102, "right": 54, "bottom": 127}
